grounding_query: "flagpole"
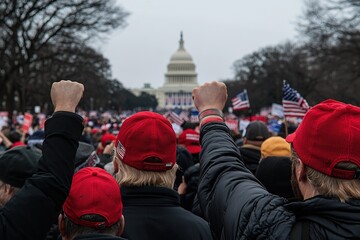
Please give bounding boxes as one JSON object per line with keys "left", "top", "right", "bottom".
{"left": 284, "top": 117, "right": 289, "bottom": 137}
{"left": 248, "top": 108, "right": 252, "bottom": 122}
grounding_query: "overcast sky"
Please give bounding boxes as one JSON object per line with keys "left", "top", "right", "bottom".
{"left": 100, "top": 0, "right": 305, "bottom": 89}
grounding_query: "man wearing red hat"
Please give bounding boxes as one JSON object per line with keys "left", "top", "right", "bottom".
{"left": 59, "top": 167, "right": 125, "bottom": 240}
{"left": 97, "top": 132, "right": 116, "bottom": 155}
{"left": 112, "top": 111, "right": 212, "bottom": 240}
{"left": 178, "top": 128, "right": 201, "bottom": 162}
{"left": 192, "top": 81, "right": 360, "bottom": 239}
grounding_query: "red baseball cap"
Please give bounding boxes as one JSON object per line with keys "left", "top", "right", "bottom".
{"left": 90, "top": 128, "right": 100, "bottom": 135}
{"left": 178, "top": 129, "right": 201, "bottom": 154}
{"left": 115, "top": 111, "right": 176, "bottom": 171}
{"left": 101, "top": 132, "right": 116, "bottom": 147}
{"left": 63, "top": 167, "right": 123, "bottom": 229}
{"left": 286, "top": 99, "right": 360, "bottom": 179}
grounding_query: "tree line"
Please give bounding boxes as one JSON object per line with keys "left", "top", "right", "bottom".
{"left": 225, "top": 0, "right": 360, "bottom": 114}
{"left": 1, "top": 0, "right": 359, "bottom": 115}
{"left": 0, "top": 0, "right": 157, "bottom": 116}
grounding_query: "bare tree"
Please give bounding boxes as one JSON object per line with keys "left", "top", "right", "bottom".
{"left": 228, "top": 0, "right": 360, "bottom": 112}
{"left": 0, "top": 0, "right": 129, "bottom": 114}
{"left": 298, "top": 0, "right": 360, "bottom": 105}
{"left": 230, "top": 42, "right": 311, "bottom": 112}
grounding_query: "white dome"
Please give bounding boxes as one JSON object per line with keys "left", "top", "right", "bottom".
{"left": 169, "top": 34, "right": 193, "bottom": 62}
{"left": 156, "top": 32, "right": 199, "bottom": 110}
{"left": 170, "top": 49, "right": 193, "bottom": 61}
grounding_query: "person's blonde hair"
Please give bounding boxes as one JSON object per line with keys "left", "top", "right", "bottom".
{"left": 291, "top": 150, "right": 360, "bottom": 202}
{"left": 113, "top": 155, "right": 177, "bottom": 189}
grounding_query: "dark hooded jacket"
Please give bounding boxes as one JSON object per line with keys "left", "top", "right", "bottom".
{"left": 198, "top": 122, "right": 360, "bottom": 239}
{"left": 239, "top": 144, "right": 261, "bottom": 174}
{"left": 73, "top": 233, "right": 126, "bottom": 239}
{"left": 180, "top": 163, "right": 200, "bottom": 211}
{"left": 255, "top": 156, "right": 295, "bottom": 200}
{"left": 0, "top": 112, "right": 84, "bottom": 240}
{"left": 120, "top": 185, "right": 212, "bottom": 240}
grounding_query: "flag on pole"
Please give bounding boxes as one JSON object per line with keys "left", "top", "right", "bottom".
{"left": 180, "top": 110, "right": 189, "bottom": 122}
{"left": 282, "top": 80, "right": 310, "bottom": 117}
{"left": 169, "top": 111, "right": 184, "bottom": 126}
{"left": 22, "top": 113, "right": 33, "bottom": 133}
{"left": 231, "top": 90, "right": 250, "bottom": 110}
{"left": 190, "top": 109, "right": 199, "bottom": 123}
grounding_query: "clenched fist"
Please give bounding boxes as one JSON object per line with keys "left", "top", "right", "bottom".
{"left": 192, "top": 81, "right": 228, "bottom": 112}
{"left": 51, "top": 80, "right": 84, "bottom": 113}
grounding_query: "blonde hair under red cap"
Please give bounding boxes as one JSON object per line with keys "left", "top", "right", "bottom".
{"left": 286, "top": 99, "right": 360, "bottom": 179}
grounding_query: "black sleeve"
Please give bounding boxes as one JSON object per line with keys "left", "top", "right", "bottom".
{"left": 0, "top": 112, "right": 84, "bottom": 240}
{"left": 198, "top": 122, "right": 295, "bottom": 239}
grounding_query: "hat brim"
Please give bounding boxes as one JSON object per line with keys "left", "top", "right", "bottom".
{"left": 186, "top": 145, "right": 201, "bottom": 154}
{"left": 285, "top": 132, "right": 296, "bottom": 143}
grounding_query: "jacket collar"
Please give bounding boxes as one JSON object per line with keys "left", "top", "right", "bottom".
{"left": 120, "top": 185, "right": 180, "bottom": 207}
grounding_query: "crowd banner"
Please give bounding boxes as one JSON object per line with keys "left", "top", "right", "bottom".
{"left": 22, "top": 113, "right": 33, "bottom": 133}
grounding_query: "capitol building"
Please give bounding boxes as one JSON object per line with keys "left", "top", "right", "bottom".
{"left": 131, "top": 33, "right": 198, "bottom": 110}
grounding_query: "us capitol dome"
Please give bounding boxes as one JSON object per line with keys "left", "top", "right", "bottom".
{"left": 132, "top": 32, "right": 198, "bottom": 109}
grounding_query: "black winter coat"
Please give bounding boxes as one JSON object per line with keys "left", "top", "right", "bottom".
{"left": 239, "top": 144, "right": 261, "bottom": 174}
{"left": 120, "top": 185, "right": 212, "bottom": 240}
{"left": 0, "top": 112, "right": 84, "bottom": 240}
{"left": 198, "top": 122, "right": 360, "bottom": 239}
{"left": 73, "top": 233, "right": 126, "bottom": 239}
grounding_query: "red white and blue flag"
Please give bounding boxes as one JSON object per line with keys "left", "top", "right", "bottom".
{"left": 232, "top": 90, "right": 250, "bottom": 110}
{"left": 169, "top": 111, "right": 184, "bottom": 126}
{"left": 282, "top": 80, "right": 310, "bottom": 117}
{"left": 190, "top": 109, "right": 199, "bottom": 123}
{"left": 180, "top": 110, "right": 189, "bottom": 122}
{"left": 116, "top": 141, "right": 126, "bottom": 160}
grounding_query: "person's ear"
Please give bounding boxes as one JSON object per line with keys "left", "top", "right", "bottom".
{"left": 113, "top": 159, "right": 119, "bottom": 173}
{"left": 117, "top": 215, "right": 125, "bottom": 236}
{"left": 5, "top": 184, "right": 15, "bottom": 195}
{"left": 58, "top": 213, "right": 67, "bottom": 239}
{"left": 296, "top": 159, "right": 307, "bottom": 182}
{"left": 243, "top": 137, "right": 248, "bottom": 144}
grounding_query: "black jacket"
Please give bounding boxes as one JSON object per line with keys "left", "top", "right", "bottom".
{"left": 198, "top": 122, "right": 360, "bottom": 239}
{"left": 73, "top": 233, "right": 126, "bottom": 239}
{"left": 285, "top": 196, "right": 360, "bottom": 239}
{"left": 239, "top": 144, "right": 261, "bottom": 174}
{"left": 180, "top": 163, "right": 200, "bottom": 212}
{"left": 255, "top": 156, "right": 295, "bottom": 200}
{"left": 0, "top": 112, "right": 84, "bottom": 240}
{"left": 121, "top": 185, "right": 212, "bottom": 240}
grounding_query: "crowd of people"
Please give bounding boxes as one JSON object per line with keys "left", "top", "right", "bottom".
{"left": 0, "top": 80, "right": 360, "bottom": 239}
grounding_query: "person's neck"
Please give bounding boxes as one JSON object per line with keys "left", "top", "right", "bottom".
{"left": 301, "top": 183, "right": 318, "bottom": 200}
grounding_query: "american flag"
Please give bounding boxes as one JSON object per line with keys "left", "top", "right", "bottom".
{"left": 169, "top": 111, "right": 184, "bottom": 126}
{"left": 190, "top": 109, "right": 199, "bottom": 123}
{"left": 180, "top": 110, "right": 189, "bottom": 122}
{"left": 116, "top": 141, "right": 126, "bottom": 160}
{"left": 232, "top": 90, "right": 250, "bottom": 110}
{"left": 282, "top": 80, "right": 309, "bottom": 117}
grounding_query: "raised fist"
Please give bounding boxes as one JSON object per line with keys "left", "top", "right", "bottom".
{"left": 51, "top": 80, "right": 84, "bottom": 113}
{"left": 192, "top": 81, "right": 227, "bottom": 112}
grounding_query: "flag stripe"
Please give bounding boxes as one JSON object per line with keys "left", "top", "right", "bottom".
{"left": 116, "top": 141, "right": 126, "bottom": 160}
{"left": 232, "top": 90, "right": 250, "bottom": 110}
{"left": 282, "top": 81, "right": 309, "bottom": 117}
{"left": 169, "top": 111, "right": 184, "bottom": 125}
